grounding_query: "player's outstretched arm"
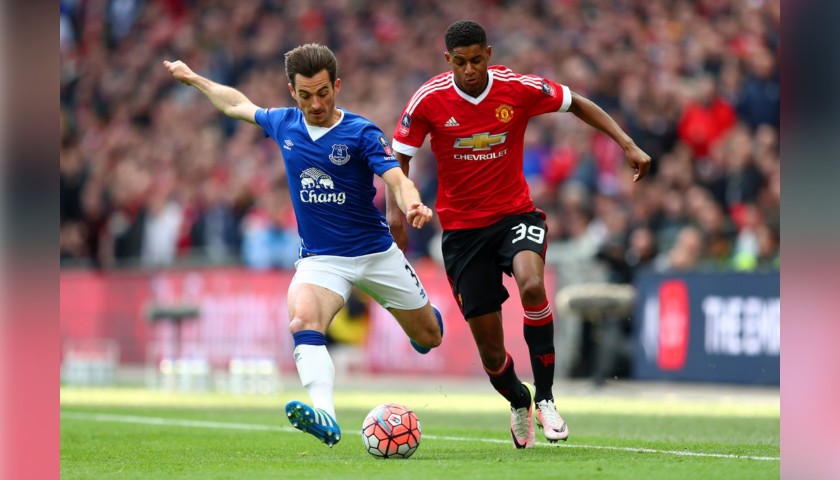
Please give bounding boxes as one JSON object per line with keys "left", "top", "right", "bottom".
{"left": 163, "top": 60, "right": 260, "bottom": 125}
{"left": 567, "top": 91, "right": 652, "bottom": 182}
{"left": 381, "top": 166, "right": 432, "bottom": 230}
{"left": 384, "top": 153, "right": 415, "bottom": 250}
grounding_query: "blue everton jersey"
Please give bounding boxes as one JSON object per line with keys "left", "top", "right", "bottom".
{"left": 255, "top": 107, "right": 399, "bottom": 258}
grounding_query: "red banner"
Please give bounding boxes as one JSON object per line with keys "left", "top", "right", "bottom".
{"left": 60, "top": 269, "right": 291, "bottom": 366}
{"left": 60, "top": 264, "right": 555, "bottom": 377}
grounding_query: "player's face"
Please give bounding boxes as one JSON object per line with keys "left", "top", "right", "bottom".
{"left": 289, "top": 69, "right": 342, "bottom": 127}
{"left": 445, "top": 45, "right": 492, "bottom": 97}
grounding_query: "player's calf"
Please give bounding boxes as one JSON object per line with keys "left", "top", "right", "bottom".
{"left": 410, "top": 304, "right": 444, "bottom": 354}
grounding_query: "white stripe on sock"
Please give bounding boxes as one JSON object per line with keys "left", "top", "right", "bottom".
{"left": 524, "top": 305, "right": 552, "bottom": 320}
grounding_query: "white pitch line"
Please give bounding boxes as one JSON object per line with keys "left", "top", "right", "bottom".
{"left": 61, "top": 412, "right": 291, "bottom": 432}
{"left": 423, "top": 433, "right": 780, "bottom": 461}
{"left": 61, "top": 412, "right": 779, "bottom": 462}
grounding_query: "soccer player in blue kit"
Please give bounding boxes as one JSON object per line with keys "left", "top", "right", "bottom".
{"left": 164, "top": 43, "right": 443, "bottom": 447}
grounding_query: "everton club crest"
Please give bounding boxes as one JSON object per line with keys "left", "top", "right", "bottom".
{"left": 329, "top": 144, "right": 351, "bottom": 165}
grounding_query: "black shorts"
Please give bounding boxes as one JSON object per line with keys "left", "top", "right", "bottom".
{"left": 441, "top": 211, "right": 548, "bottom": 319}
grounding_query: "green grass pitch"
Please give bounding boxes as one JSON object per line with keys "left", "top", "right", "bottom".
{"left": 61, "top": 384, "right": 779, "bottom": 479}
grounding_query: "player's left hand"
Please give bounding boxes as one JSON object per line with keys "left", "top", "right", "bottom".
{"left": 624, "top": 144, "right": 651, "bottom": 182}
{"left": 405, "top": 202, "right": 433, "bottom": 228}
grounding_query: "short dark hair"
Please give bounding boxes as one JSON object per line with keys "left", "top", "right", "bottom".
{"left": 284, "top": 43, "right": 338, "bottom": 88}
{"left": 444, "top": 20, "right": 487, "bottom": 51}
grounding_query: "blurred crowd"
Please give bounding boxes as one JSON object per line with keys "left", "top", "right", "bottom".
{"left": 60, "top": 0, "right": 780, "bottom": 280}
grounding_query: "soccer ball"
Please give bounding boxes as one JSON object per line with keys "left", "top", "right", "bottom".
{"left": 361, "top": 403, "right": 421, "bottom": 459}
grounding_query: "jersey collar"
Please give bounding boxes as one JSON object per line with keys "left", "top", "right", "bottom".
{"left": 451, "top": 70, "right": 494, "bottom": 105}
{"left": 305, "top": 109, "right": 344, "bottom": 142}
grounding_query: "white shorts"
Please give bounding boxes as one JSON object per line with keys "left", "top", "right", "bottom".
{"left": 291, "top": 243, "right": 428, "bottom": 310}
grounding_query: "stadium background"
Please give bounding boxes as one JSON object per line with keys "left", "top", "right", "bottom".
{"left": 59, "top": 0, "right": 779, "bottom": 387}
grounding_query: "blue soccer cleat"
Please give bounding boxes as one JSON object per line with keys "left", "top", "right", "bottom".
{"left": 285, "top": 400, "right": 341, "bottom": 447}
{"left": 410, "top": 304, "right": 444, "bottom": 354}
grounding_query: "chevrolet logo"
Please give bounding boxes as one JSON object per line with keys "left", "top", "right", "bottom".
{"left": 453, "top": 132, "right": 507, "bottom": 151}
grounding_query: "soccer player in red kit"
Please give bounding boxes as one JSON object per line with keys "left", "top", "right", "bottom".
{"left": 387, "top": 20, "right": 651, "bottom": 449}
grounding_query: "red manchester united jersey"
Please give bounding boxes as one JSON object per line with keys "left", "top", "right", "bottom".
{"left": 392, "top": 65, "right": 572, "bottom": 230}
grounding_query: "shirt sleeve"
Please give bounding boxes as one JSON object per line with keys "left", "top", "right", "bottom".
{"left": 391, "top": 101, "right": 431, "bottom": 157}
{"left": 254, "top": 107, "right": 288, "bottom": 139}
{"left": 520, "top": 76, "right": 572, "bottom": 116}
{"left": 360, "top": 125, "right": 400, "bottom": 176}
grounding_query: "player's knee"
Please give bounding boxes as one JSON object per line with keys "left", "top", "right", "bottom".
{"left": 477, "top": 345, "right": 507, "bottom": 368}
{"left": 288, "top": 316, "right": 318, "bottom": 335}
{"left": 419, "top": 326, "right": 442, "bottom": 348}
{"left": 414, "top": 318, "right": 442, "bottom": 348}
{"left": 480, "top": 352, "right": 507, "bottom": 371}
{"left": 518, "top": 276, "right": 546, "bottom": 303}
{"left": 429, "top": 329, "right": 443, "bottom": 348}
{"left": 288, "top": 318, "right": 304, "bottom": 334}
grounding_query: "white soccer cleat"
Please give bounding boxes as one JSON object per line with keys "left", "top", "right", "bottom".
{"left": 535, "top": 399, "right": 570, "bottom": 442}
{"left": 510, "top": 382, "right": 535, "bottom": 449}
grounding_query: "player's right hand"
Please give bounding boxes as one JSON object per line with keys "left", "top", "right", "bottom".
{"left": 406, "top": 202, "right": 433, "bottom": 229}
{"left": 163, "top": 60, "right": 194, "bottom": 85}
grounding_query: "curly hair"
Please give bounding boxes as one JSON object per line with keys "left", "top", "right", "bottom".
{"left": 444, "top": 20, "right": 487, "bottom": 52}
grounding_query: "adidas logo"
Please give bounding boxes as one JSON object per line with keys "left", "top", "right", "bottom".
{"left": 444, "top": 117, "right": 459, "bottom": 127}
